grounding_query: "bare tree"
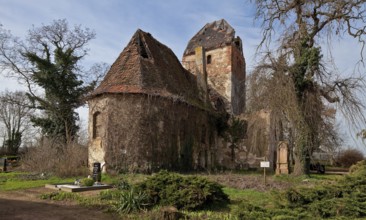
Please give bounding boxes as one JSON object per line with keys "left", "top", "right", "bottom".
{"left": 0, "top": 91, "right": 34, "bottom": 155}
{"left": 250, "top": 0, "right": 366, "bottom": 175}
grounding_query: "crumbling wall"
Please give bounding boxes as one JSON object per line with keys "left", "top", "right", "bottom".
{"left": 88, "top": 93, "right": 219, "bottom": 173}
{"left": 88, "top": 96, "right": 109, "bottom": 171}
{"left": 182, "top": 44, "right": 245, "bottom": 115}
{"left": 231, "top": 41, "right": 246, "bottom": 115}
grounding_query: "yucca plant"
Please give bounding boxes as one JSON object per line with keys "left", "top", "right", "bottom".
{"left": 114, "top": 188, "right": 149, "bottom": 214}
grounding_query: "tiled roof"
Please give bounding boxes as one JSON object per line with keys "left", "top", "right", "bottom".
{"left": 183, "top": 19, "right": 235, "bottom": 55}
{"left": 91, "top": 29, "right": 202, "bottom": 106}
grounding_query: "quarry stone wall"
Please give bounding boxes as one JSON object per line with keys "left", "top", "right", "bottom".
{"left": 182, "top": 44, "right": 245, "bottom": 115}
{"left": 88, "top": 93, "right": 219, "bottom": 173}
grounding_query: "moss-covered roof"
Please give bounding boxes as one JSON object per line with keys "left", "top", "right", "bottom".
{"left": 91, "top": 29, "right": 204, "bottom": 107}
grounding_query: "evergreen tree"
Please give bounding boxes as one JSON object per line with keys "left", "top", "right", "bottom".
{"left": 0, "top": 19, "right": 106, "bottom": 142}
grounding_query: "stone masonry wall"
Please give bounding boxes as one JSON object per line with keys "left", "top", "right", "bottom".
{"left": 182, "top": 45, "right": 245, "bottom": 115}
{"left": 88, "top": 94, "right": 219, "bottom": 173}
{"left": 231, "top": 43, "right": 246, "bottom": 115}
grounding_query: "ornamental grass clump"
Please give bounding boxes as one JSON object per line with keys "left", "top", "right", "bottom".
{"left": 113, "top": 188, "right": 149, "bottom": 214}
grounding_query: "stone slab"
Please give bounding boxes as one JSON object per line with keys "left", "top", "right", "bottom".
{"left": 45, "top": 183, "right": 113, "bottom": 192}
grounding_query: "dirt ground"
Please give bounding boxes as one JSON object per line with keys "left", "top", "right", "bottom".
{"left": 0, "top": 173, "right": 343, "bottom": 220}
{"left": 0, "top": 187, "right": 120, "bottom": 220}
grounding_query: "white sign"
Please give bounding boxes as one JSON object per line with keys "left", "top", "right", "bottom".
{"left": 260, "top": 161, "right": 270, "bottom": 168}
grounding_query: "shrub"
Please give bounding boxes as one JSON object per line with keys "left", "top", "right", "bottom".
{"left": 278, "top": 160, "right": 366, "bottom": 218}
{"left": 80, "top": 178, "right": 94, "bottom": 187}
{"left": 113, "top": 188, "right": 149, "bottom": 214}
{"left": 21, "top": 138, "right": 88, "bottom": 177}
{"left": 349, "top": 160, "right": 366, "bottom": 176}
{"left": 112, "top": 177, "right": 131, "bottom": 190}
{"left": 231, "top": 201, "right": 270, "bottom": 220}
{"left": 336, "top": 149, "right": 364, "bottom": 168}
{"left": 136, "top": 170, "right": 229, "bottom": 210}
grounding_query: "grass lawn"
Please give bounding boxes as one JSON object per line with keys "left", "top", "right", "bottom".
{"left": 0, "top": 172, "right": 76, "bottom": 191}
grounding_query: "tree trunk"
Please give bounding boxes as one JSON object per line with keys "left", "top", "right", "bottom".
{"left": 293, "top": 153, "right": 303, "bottom": 176}
{"left": 230, "top": 144, "right": 235, "bottom": 162}
{"left": 293, "top": 146, "right": 310, "bottom": 176}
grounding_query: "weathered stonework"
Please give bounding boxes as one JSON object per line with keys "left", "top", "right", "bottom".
{"left": 182, "top": 19, "right": 246, "bottom": 115}
{"left": 89, "top": 94, "right": 218, "bottom": 173}
{"left": 87, "top": 20, "right": 255, "bottom": 173}
{"left": 88, "top": 29, "right": 221, "bottom": 173}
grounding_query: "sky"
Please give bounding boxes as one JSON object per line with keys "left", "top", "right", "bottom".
{"left": 0, "top": 0, "right": 365, "bottom": 150}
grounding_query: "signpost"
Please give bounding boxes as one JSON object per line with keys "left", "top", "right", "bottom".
{"left": 260, "top": 161, "right": 270, "bottom": 185}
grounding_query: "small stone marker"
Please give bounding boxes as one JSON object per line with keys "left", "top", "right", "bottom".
{"left": 260, "top": 161, "right": 270, "bottom": 185}
{"left": 0, "top": 158, "right": 6, "bottom": 172}
{"left": 276, "top": 141, "right": 289, "bottom": 174}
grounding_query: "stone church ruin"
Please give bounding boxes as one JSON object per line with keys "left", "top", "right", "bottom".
{"left": 88, "top": 19, "right": 275, "bottom": 173}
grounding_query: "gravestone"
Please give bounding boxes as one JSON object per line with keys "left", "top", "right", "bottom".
{"left": 276, "top": 141, "right": 289, "bottom": 175}
{"left": 92, "top": 162, "right": 101, "bottom": 182}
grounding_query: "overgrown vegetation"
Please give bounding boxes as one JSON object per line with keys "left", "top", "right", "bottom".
{"left": 335, "top": 148, "right": 364, "bottom": 168}
{"left": 4, "top": 164, "right": 366, "bottom": 219}
{"left": 250, "top": 0, "right": 366, "bottom": 176}
{"left": 223, "top": 117, "right": 247, "bottom": 162}
{"left": 113, "top": 188, "right": 149, "bottom": 214}
{"left": 136, "top": 170, "right": 229, "bottom": 210}
{"left": 21, "top": 139, "right": 88, "bottom": 177}
{"left": 80, "top": 177, "right": 94, "bottom": 186}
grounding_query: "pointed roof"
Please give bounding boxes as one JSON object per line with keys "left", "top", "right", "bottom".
{"left": 91, "top": 29, "right": 203, "bottom": 106}
{"left": 183, "top": 19, "right": 235, "bottom": 56}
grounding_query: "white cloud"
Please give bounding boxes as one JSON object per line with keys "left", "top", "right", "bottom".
{"left": 0, "top": 0, "right": 365, "bottom": 149}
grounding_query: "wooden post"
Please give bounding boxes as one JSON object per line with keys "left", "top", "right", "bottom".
{"left": 260, "top": 160, "right": 269, "bottom": 186}
{"left": 264, "top": 167, "right": 266, "bottom": 185}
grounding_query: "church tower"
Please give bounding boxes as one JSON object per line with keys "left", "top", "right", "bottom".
{"left": 182, "top": 19, "right": 246, "bottom": 115}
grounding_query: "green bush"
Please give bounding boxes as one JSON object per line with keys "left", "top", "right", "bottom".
{"left": 231, "top": 201, "right": 270, "bottom": 220}
{"left": 112, "top": 177, "right": 131, "bottom": 190}
{"left": 80, "top": 178, "right": 94, "bottom": 186}
{"left": 136, "top": 170, "right": 229, "bottom": 210}
{"left": 285, "top": 186, "right": 343, "bottom": 208}
{"left": 349, "top": 160, "right": 366, "bottom": 176}
{"left": 279, "top": 160, "right": 366, "bottom": 218}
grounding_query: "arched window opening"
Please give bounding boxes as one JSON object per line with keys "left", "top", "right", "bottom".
{"left": 207, "top": 55, "right": 212, "bottom": 64}
{"left": 93, "top": 112, "right": 102, "bottom": 139}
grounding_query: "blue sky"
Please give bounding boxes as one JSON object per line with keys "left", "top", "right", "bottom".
{"left": 0, "top": 0, "right": 365, "bottom": 149}
{"left": 0, "top": 0, "right": 258, "bottom": 65}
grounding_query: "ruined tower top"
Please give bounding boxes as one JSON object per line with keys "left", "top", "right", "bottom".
{"left": 184, "top": 19, "right": 238, "bottom": 56}
{"left": 182, "top": 19, "right": 246, "bottom": 115}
